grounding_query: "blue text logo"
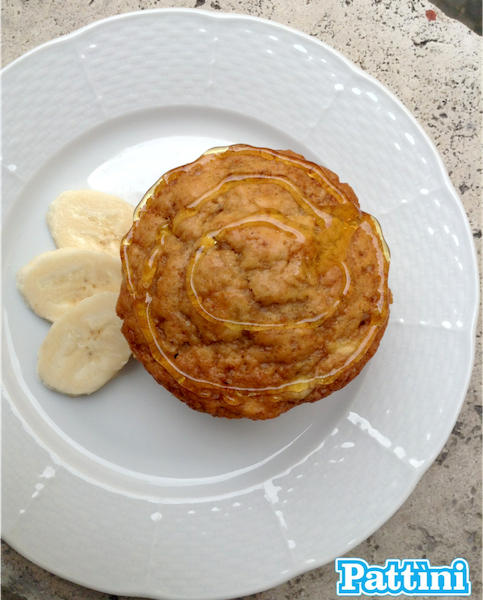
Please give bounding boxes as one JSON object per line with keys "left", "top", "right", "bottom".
{"left": 335, "top": 558, "right": 471, "bottom": 596}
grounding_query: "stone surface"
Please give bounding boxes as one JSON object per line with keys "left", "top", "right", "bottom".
{"left": 2, "top": 1, "right": 481, "bottom": 599}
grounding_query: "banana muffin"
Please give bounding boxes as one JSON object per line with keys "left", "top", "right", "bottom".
{"left": 117, "top": 145, "right": 392, "bottom": 419}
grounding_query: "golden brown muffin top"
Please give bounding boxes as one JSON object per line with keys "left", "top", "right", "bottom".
{"left": 120, "top": 145, "right": 390, "bottom": 406}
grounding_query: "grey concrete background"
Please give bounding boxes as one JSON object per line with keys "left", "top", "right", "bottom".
{"left": 2, "top": 1, "right": 481, "bottom": 599}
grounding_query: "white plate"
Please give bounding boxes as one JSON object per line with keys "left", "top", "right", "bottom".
{"left": 2, "top": 9, "right": 479, "bottom": 600}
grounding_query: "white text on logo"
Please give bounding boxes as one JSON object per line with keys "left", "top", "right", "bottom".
{"left": 335, "top": 558, "right": 471, "bottom": 596}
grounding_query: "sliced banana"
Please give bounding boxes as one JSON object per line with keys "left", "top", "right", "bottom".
{"left": 46, "top": 189, "right": 133, "bottom": 257}
{"left": 16, "top": 247, "right": 122, "bottom": 322}
{"left": 37, "top": 291, "right": 131, "bottom": 396}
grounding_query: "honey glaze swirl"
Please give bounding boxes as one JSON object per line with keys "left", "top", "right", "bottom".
{"left": 120, "top": 145, "right": 391, "bottom": 403}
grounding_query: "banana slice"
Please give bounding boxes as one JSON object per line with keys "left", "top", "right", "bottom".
{"left": 46, "top": 189, "right": 133, "bottom": 257}
{"left": 37, "top": 291, "right": 131, "bottom": 396}
{"left": 16, "top": 247, "right": 123, "bottom": 322}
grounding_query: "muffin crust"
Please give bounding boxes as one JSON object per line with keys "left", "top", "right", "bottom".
{"left": 117, "top": 145, "right": 391, "bottom": 419}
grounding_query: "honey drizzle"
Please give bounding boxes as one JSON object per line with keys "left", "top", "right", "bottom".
{"left": 121, "top": 145, "right": 390, "bottom": 399}
{"left": 137, "top": 295, "right": 382, "bottom": 395}
{"left": 228, "top": 146, "right": 362, "bottom": 222}
{"left": 186, "top": 211, "right": 349, "bottom": 330}
{"left": 360, "top": 218, "right": 389, "bottom": 314}
{"left": 171, "top": 173, "right": 337, "bottom": 234}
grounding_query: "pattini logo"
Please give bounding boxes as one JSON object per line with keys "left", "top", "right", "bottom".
{"left": 335, "top": 558, "right": 471, "bottom": 596}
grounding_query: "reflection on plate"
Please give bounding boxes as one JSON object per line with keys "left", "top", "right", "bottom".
{"left": 2, "top": 9, "right": 478, "bottom": 600}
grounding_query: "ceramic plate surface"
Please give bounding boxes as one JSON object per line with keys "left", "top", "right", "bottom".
{"left": 2, "top": 9, "right": 478, "bottom": 600}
